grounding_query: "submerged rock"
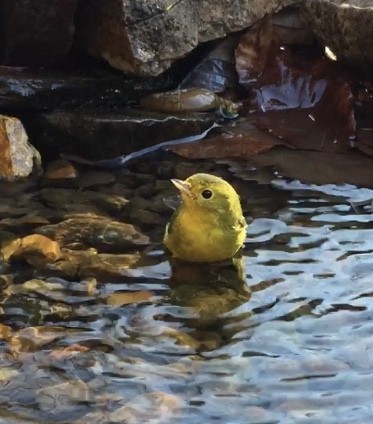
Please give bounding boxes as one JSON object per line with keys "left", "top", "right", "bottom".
{"left": 46, "top": 249, "right": 141, "bottom": 279}
{"left": 1, "top": 234, "right": 61, "bottom": 266}
{"left": 39, "top": 188, "right": 128, "bottom": 215}
{"left": 44, "top": 159, "right": 79, "bottom": 181}
{"left": 0, "top": 115, "right": 41, "bottom": 180}
{"left": 36, "top": 216, "right": 149, "bottom": 253}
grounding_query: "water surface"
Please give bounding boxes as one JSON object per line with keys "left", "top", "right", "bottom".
{"left": 0, "top": 157, "right": 372, "bottom": 423}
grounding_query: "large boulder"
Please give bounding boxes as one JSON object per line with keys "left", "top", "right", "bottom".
{"left": 0, "top": 0, "right": 78, "bottom": 65}
{"left": 74, "top": 0, "right": 297, "bottom": 76}
{"left": 301, "top": 0, "right": 373, "bottom": 67}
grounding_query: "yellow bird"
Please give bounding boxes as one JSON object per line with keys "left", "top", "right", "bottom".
{"left": 164, "top": 173, "right": 247, "bottom": 263}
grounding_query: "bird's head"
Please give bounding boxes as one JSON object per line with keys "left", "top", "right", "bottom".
{"left": 171, "top": 173, "right": 243, "bottom": 217}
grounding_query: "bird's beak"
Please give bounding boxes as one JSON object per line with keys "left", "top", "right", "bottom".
{"left": 171, "top": 178, "right": 193, "bottom": 199}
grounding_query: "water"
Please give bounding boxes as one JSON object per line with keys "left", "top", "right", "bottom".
{"left": 0, "top": 157, "right": 373, "bottom": 423}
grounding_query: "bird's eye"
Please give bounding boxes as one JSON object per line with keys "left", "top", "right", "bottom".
{"left": 201, "top": 189, "right": 213, "bottom": 199}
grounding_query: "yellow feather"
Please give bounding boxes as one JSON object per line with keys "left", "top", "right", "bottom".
{"left": 164, "top": 173, "right": 247, "bottom": 262}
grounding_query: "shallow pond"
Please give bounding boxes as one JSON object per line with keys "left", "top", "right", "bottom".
{"left": 0, "top": 154, "right": 373, "bottom": 423}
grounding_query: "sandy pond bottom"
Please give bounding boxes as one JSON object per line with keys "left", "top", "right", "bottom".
{"left": 0, "top": 154, "right": 372, "bottom": 424}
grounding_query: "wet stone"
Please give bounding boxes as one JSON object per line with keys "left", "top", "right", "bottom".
{"left": 1, "top": 234, "right": 61, "bottom": 266}
{"left": 0, "top": 65, "right": 175, "bottom": 111}
{"left": 36, "top": 216, "right": 149, "bottom": 253}
{"left": 44, "top": 159, "right": 79, "bottom": 181}
{"left": 78, "top": 252, "right": 141, "bottom": 279}
{"left": 76, "top": 171, "right": 116, "bottom": 189}
{"left": 36, "top": 379, "right": 91, "bottom": 414}
{"left": 24, "top": 110, "right": 216, "bottom": 161}
{"left": 0, "top": 115, "right": 41, "bottom": 180}
{"left": 39, "top": 188, "right": 128, "bottom": 215}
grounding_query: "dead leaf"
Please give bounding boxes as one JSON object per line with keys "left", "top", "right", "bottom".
{"left": 168, "top": 131, "right": 278, "bottom": 159}
{"left": 235, "top": 19, "right": 356, "bottom": 153}
{"left": 168, "top": 123, "right": 279, "bottom": 160}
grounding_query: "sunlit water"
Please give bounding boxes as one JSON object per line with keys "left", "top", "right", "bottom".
{"left": 0, "top": 159, "right": 373, "bottom": 424}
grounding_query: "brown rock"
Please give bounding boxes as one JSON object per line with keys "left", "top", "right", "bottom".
{"left": 1, "top": 234, "right": 61, "bottom": 265}
{"left": 0, "top": 0, "right": 78, "bottom": 65}
{"left": 106, "top": 290, "right": 153, "bottom": 306}
{"left": 78, "top": 253, "right": 141, "bottom": 278}
{"left": 75, "top": 0, "right": 297, "bottom": 76}
{"left": 44, "top": 159, "right": 79, "bottom": 181}
{"left": 0, "top": 115, "right": 41, "bottom": 180}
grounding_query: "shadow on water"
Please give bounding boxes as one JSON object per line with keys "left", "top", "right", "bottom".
{"left": 0, "top": 152, "right": 373, "bottom": 423}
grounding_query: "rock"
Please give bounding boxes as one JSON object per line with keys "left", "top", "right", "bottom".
{"left": 39, "top": 188, "right": 128, "bottom": 215}
{"left": 9, "top": 326, "right": 66, "bottom": 353}
{"left": 0, "top": 0, "right": 78, "bottom": 66}
{"left": 0, "top": 115, "right": 41, "bottom": 180}
{"left": 1, "top": 234, "right": 61, "bottom": 266}
{"left": 106, "top": 290, "right": 153, "bottom": 306}
{"left": 179, "top": 35, "right": 240, "bottom": 92}
{"left": 76, "top": 171, "right": 115, "bottom": 189}
{"left": 24, "top": 109, "right": 215, "bottom": 161}
{"left": 36, "top": 216, "right": 149, "bottom": 252}
{"left": 74, "top": 0, "right": 297, "bottom": 76}
{"left": 109, "top": 392, "right": 182, "bottom": 423}
{"left": 272, "top": 6, "right": 314, "bottom": 45}
{"left": 301, "top": 0, "right": 373, "bottom": 67}
{"left": 78, "top": 253, "right": 141, "bottom": 278}
{"left": 36, "top": 380, "right": 91, "bottom": 412}
{"left": 0, "top": 66, "right": 175, "bottom": 111}
{"left": 46, "top": 248, "right": 141, "bottom": 279}
{"left": 44, "top": 159, "right": 79, "bottom": 181}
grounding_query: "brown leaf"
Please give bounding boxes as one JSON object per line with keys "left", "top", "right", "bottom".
{"left": 168, "top": 128, "right": 278, "bottom": 160}
{"left": 235, "top": 19, "right": 356, "bottom": 153}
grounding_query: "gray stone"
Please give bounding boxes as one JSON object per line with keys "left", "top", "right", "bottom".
{"left": 302, "top": 0, "right": 373, "bottom": 67}
{"left": 74, "top": 0, "right": 297, "bottom": 76}
{"left": 0, "top": 66, "right": 175, "bottom": 111}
